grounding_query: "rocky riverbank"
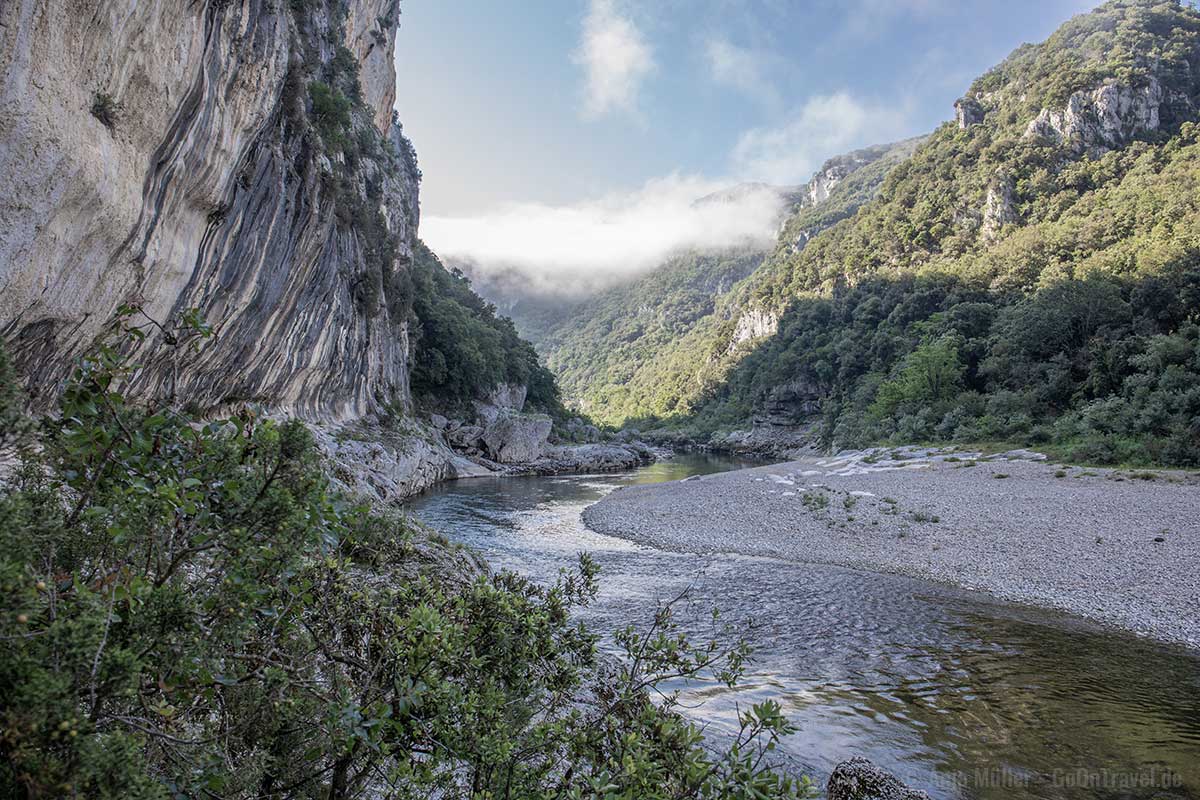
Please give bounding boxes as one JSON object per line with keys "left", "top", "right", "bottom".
{"left": 583, "top": 446, "right": 1200, "bottom": 649}
{"left": 315, "top": 385, "right": 663, "bottom": 502}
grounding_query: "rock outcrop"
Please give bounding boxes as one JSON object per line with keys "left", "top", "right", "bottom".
{"left": 535, "top": 442, "right": 658, "bottom": 474}
{"left": 0, "top": 0, "right": 417, "bottom": 421}
{"left": 826, "top": 758, "right": 929, "bottom": 800}
{"left": 981, "top": 169, "right": 1018, "bottom": 241}
{"left": 728, "top": 308, "right": 779, "bottom": 350}
{"left": 1023, "top": 77, "right": 1176, "bottom": 156}
{"left": 315, "top": 423, "right": 468, "bottom": 504}
{"left": 954, "top": 96, "right": 984, "bottom": 128}
{"left": 480, "top": 413, "right": 553, "bottom": 463}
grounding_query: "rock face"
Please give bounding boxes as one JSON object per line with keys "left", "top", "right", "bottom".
{"left": 0, "top": 0, "right": 417, "bottom": 421}
{"left": 982, "top": 169, "right": 1018, "bottom": 241}
{"left": 315, "top": 424, "right": 462, "bottom": 504}
{"left": 799, "top": 144, "right": 899, "bottom": 208}
{"left": 1023, "top": 77, "right": 1173, "bottom": 156}
{"left": 480, "top": 413, "right": 553, "bottom": 463}
{"left": 755, "top": 378, "right": 824, "bottom": 427}
{"left": 536, "top": 442, "right": 657, "bottom": 473}
{"left": 729, "top": 308, "right": 779, "bottom": 349}
{"left": 564, "top": 417, "right": 603, "bottom": 442}
{"left": 826, "top": 758, "right": 930, "bottom": 800}
{"left": 954, "top": 96, "right": 984, "bottom": 128}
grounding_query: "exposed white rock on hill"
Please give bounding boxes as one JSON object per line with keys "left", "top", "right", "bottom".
{"left": 0, "top": 0, "right": 417, "bottom": 421}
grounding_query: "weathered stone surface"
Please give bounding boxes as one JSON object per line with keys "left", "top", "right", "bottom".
{"left": 755, "top": 379, "right": 825, "bottom": 427}
{"left": 429, "top": 413, "right": 449, "bottom": 430}
{"left": 537, "top": 443, "right": 654, "bottom": 473}
{"left": 564, "top": 417, "right": 603, "bottom": 442}
{"left": 481, "top": 412, "right": 552, "bottom": 463}
{"left": 487, "top": 383, "right": 528, "bottom": 411}
{"left": 982, "top": 169, "right": 1018, "bottom": 241}
{"left": 314, "top": 422, "right": 465, "bottom": 504}
{"left": 447, "top": 424, "right": 485, "bottom": 449}
{"left": 954, "top": 96, "right": 984, "bottom": 128}
{"left": 0, "top": 0, "right": 416, "bottom": 422}
{"left": 728, "top": 308, "right": 779, "bottom": 349}
{"left": 827, "top": 757, "right": 929, "bottom": 800}
{"left": 1024, "top": 77, "right": 1173, "bottom": 156}
{"left": 711, "top": 423, "right": 818, "bottom": 459}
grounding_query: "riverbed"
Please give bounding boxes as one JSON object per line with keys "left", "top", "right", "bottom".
{"left": 409, "top": 453, "right": 1200, "bottom": 800}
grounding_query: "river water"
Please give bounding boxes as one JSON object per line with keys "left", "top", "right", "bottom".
{"left": 409, "top": 453, "right": 1200, "bottom": 799}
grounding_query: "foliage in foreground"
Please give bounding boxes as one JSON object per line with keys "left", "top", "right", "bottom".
{"left": 0, "top": 335, "right": 805, "bottom": 799}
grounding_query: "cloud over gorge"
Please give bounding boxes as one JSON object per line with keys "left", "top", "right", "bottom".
{"left": 420, "top": 176, "right": 788, "bottom": 296}
{"left": 733, "top": 92, "right": 911, "bottom": 184}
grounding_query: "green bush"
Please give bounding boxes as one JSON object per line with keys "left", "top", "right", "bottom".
{"left": 1, "top": 332, "right": 799, "bottom": 797}
{"left": 309, "top": 81, "right": 353, "bottom": 151}
{"left": 90, "top": 92, "right": 118, "bottom": 129}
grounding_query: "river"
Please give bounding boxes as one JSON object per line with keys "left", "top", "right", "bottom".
{"left": 409, "top": 453, "right": 1200, "bottom": 800}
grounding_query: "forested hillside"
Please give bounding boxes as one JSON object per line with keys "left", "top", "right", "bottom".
{"left": 540, "top": 248, "right": 764, "bottom": 412}
{"left": 526, "top": 140, "right": 920, "bottom": 420}
{"left": 407, "top": 241, "right": 564, "bottom": 417}
{"left": 621, "top": 0, "right": 1200, "bottom": 466}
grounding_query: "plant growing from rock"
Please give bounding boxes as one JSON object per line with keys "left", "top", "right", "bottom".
{"left": 90, "top": 92, "right": 118, "bottom": 129}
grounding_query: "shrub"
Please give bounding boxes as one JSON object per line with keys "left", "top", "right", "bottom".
{"left": 308, "top": 81, "right": 352, "bottom": 151}
{"left": 90, "top": 92, "right": 118, "bottom": 129}
{"left": 0, "top": 328, "right": 800, "bottom": 798}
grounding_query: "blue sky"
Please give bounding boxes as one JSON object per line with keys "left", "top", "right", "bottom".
{"left": 394, "top": 0, "right": 1098, "bottom": 290}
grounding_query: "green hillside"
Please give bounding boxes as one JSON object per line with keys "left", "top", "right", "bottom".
{"left": 533, "top": 140, "right": 920, "bottom": 422}
{"left": 614, "top": 0, "right": 1200, "bottom": 465}
{"left": 541, "top": 248, "right": 765, "bottom": 413}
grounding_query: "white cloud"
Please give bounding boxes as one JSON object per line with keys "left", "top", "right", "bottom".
{"left": 731, "top": 92, "right": 910, "bottom": 183}
{"left": 574, "top": 0, "right": 655, "bottom": 118}
{"left": 704, "top": 38, "right": 780, "bottom": 108}
{"left": 421, "top": 175, "right": 787, "bottom": 297}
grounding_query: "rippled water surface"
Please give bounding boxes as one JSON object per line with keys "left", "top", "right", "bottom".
{"left": 409, "top": 454, "right": 1200, "bottom": 799}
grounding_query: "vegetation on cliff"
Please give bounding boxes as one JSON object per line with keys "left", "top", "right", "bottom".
{"left": 540, "top": 249, "right": 765, "bottom": 415}
{"left": 409, "top": 243, "right": 563, "bottom": 415}
{"left": 0, "top": 329, "right": 804, "bottom": 798}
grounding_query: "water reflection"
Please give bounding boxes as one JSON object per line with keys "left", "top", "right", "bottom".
{"left": 409, "top": 454, "right": 1200, "bottom": 799}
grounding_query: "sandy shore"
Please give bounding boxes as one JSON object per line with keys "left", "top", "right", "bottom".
{"left": 583, "top": 448, "right": 1200, "bottom": 649}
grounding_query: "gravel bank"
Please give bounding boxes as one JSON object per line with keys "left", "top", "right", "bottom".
{"left": 583, "top": 448, "right": 1200, "bottom": 649}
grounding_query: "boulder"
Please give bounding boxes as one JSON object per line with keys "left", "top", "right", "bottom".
{"left": 447, "top": 424, "right": 485, "bottom": 449}
{"left": 535, "top": 442, "right": 658, "bottom": 473}
{"left": 314, "top": 423, "right": 459, "bottom": 503}
{"left": 488, "top": 383, "right": 528, "bottom": 411}
{"left": 429, "top": 413, "right": 449, "bottom": 430}
{"left": 564, "top": 416, "right": 604, "bottom": 443}
{"left": 480, "top": 413, "right": 552, "bottom": 463}
{"left": 827, "top": 758, "right": 929, "bottom": 800}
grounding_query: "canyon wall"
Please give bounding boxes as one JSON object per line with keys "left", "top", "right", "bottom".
{"left": 0, "top": 0, "right": 417, "bottom": 421}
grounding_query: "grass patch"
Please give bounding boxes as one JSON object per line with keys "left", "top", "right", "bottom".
{"left": 802, "top": 490, "right": 830, "bottom": 511}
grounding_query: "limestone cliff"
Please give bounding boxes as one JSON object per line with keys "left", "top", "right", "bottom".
{"left": 0, "top": 0, "right": 417, "bottom": 421}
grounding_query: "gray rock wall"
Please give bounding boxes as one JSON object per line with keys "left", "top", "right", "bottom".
{"left": 0, "top": 0, "right": 417, "bottom": 422}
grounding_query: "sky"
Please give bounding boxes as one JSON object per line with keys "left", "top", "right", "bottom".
{"left": 393, "top": 0, "right": 1099, "bottom": 293}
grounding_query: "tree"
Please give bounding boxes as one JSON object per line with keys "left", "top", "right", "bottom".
{"left": 870, "top": 334, "right": 966, "bottom": 422}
